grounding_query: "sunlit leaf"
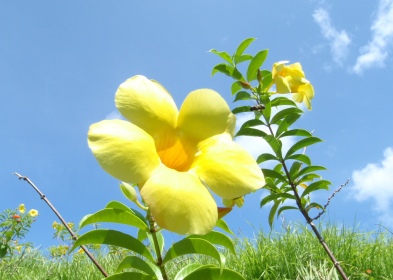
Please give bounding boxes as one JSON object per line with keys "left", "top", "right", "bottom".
{"left": 236, "top": 54, "right": 253, "bottom": 64}
{"left": 261, "top": 72, "right": 272, "bottom": 91}
{"left": 209, "top": 49, "right": 233, "bottom": 66}
{"left": 236, "top": 127, "right": 267, "bottom": 138}
{"left": 70, "top": 229, "right": 155, "bottom": 262}
{"left": 269, "top": 200, "right": 281, "bottom": 228}
{"left": 287, "top": 154, "right": 311, "bottom": 165}
{"left": 184, "top": 267, "right": 245, "bottom": 280}
{"left": 79, "top": 208, "right": 148, "bottom": 231}
{"left": 261, "top": 96, "right": 271, "bottom": 122}
{"left": 247, "top": 49, "right": 268, "bottom": 82}
{"left": 234, "top": 91, "right": 252, "bottom": 102}
{"left": 275, "top": 115, "right": 302, "bottom": 137}
{"left": 297, "top": 173, "right": 321, "bottom": 184}
{"left": 162, "top": 238, "right": 225, "bottom": 273}
{"left": 232, "top": 106, "right": 252, "bottom": 114}
{"left": 257, "top": 153, "right": 278, "bottom": 164}
{"left": 147, "top": 231, "right": 165, "bottom": 256}
{"left": 115, "top": 256, "right": 160, "bottom": 279}
{"left": 260, "top": 193, "right": 296, "bottom": 208}
{"left": 285, "top": 137, "right": 323, "bottom": 159}
{"left": 261, "top": 168, "right": 286, "bottom": 182}
{"left": 288, "top": 161, "right": 302, "bottom": 181}
{"left": 279, "top": 128, "right": 312, "bottom": 138}
{"left": 293, "top": 166, "right": 327, "bottom": 181}
{"left": 270, "top": 108, "right": 302, "bottom": 125}
{"left": 263, "top": 135, "right": 282, "bottom": 158}
{"left": 106, "top": 201, "right": 147, "bottom": 223}
{"left": 137, "top": 229, "right": 148, "bottom": 242}
{"left": 271, "top": 97, "right": 297, "bottom": 107}
{"left": 105, "top": 272, "right": 154, "bottom": 280}
{"left": 175, "top": 264, "right": 215, "bottom": 280}
{"left": 215, "top": 219, "right": 234, "bottom": 235}
{"left": 231, "top": 81, "right": 242, "bottom": 95}
{"left": 233, "top": 38, "right": 255, "bottom": 65}
{"left": 305, "top": 202, "right": 324, "bottom": 213}
{"left": 301, "top": 180, "right": 331, "bottom": 198}
{"left": 277, "top": 206, "right": 298, "bottom": 217}
{"left": 211, "top": 63, "right": 243, "bottom": 80}
{"left": 240, "top": 118, "right": 266, "bottom": 130}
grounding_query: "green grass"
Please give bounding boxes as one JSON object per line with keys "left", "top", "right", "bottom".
{"left": 1, "top": 223, "right": 392, "bottom": 279}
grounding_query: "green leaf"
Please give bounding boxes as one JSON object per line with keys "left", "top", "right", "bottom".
{"left": 269, "top": 200, "right": 281, "bottom": 228}
{"left": 285, "top": 137, "right": 323, "bottom": 159}
{"left": 301, "top": 180, "right": 331, "bottom": 198}
{"left": 147, "top": 231, "right": 165, "bottom": 256}
{"left": 289, "top": 161, "right": 302, "bottom": 180}
{"left": 70, "top": 229, "right": 155, "bottom": 262}
{"left": 105, "top": 272, "right": 154, "bottom": 280}
{"left": 257, "top": 153, "right": 278, "bottom": 164}
{"left": 280, "top": 128, "right": 312, "bottom": 138}
{"left": 261, "top": 96, "right": 271, "bottom": 122}
{"left": 262, "top": 168, "right": 286, "bottom": 182}
{"left": 79, "top": 208, "right": 148, "bottom": 231}
{"left": 263, "top": 135, "right": 282, "bottom": 158}
{"left": 260, "top": 193, "right": 296, "bottom": 208}
{"left": 184, "top": 267, "right": 245, "bottom": 280}
{"left": 275, "top": 114, "right": 302, "bottom": 138}
{"left": 234, "top": 91, "right": 252, "bottom": 102}
{"left": 305, "top": 202, "right": 324, "bottom": 213}
{"left": 287, "top": 154, "right": 311, "bottom": 165}
{"left": 231, "top": 81, "right": 242, "bottom": 95}
{"left": 115, "top": 256, "right": 160, "bottom": 278}
{"left": 211, "top": 63, "right": 243, "bottom": 80}
{"left": 175, "top": 264, "right": 215, "bottom": 280}
{"left": 236, "top": 127, "right": 267, "bottom": 138}
{"left": 215, "top": 219, "right": 234, "bottom": 235}
{"left": 240, "top": 118, "right": 266, "bottom": 129}
{"left": 270, "top": 108, "right": 302, "bottom": 125}
{"left": 162, "top": 238, "right": 225, "bottom": 273}
{"left": 271, "top": 97, "right": 297, "bottom": 107}
{"left": 105, "top": 201, "right": 147, "bottom": 224}
{"left": 233, "top": 38, "right": 255, "bottom": 64}
{"left": 232, "top": 106, "right": 252, "bottom": 114}
{"left": 261, "top": 72, "right": 272, "bottom": 91}
{"left": 277, "top": 206, "right": 298, "bottom": 217}
{"left": 187, "top": 231, "right": 236, "bottom": 256}
{"left": 297, "top": 173, "right": 322, "bottom": 183}
{"left": 247, "top": 49, "right": 268, "bottom": 82}
{"left": 0, "top": 244, "right": 8, "bottom": 258}
{"left": 293, "top": 166, "right": 327, "bottom": 181}
{"left": 236, "top": 54, "right": 253, "bottom": 64}
{"left": 209, "top": 49, "right": 233, "bottom": 66}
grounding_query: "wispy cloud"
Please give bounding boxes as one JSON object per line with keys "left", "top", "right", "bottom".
{"left": 353, "top": 0, "right": 393, "bottom": 74}
{"left": 350, "top": 147, "right": 393, "bottom": 225}
{"left": 313, "top": 8, "right": 351, "bottom": 65}
{"left": 105, "top": 111, "right": 122, "bottom": 120}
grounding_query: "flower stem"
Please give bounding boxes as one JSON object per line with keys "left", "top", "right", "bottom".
{"left": 147, "top": 211, "right": 168, "bottom": 280}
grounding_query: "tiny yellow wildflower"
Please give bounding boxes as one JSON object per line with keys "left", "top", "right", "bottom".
{"left": 18, "top": 204, "right": 26, "bottom": 214}
{"left": 28, "top": 209, "right": 38, "bottom": 217}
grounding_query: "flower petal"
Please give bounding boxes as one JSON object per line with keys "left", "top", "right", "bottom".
{"left": 88, "top": 119, "right": 160, "bottom": 183}
{"left": 115, "top": 75, "right": 178, "bottom": 139}
{"left": 192, "top": 134, "right": 265, "bottom": 199}
{"left": 177, "top": 89, "right": 231, "bottom": 142}
{"left": 140, "top": 166, "right": 217, "bottom": 235}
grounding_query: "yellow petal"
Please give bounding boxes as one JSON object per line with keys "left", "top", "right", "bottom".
{"left": 177, "top": 89, "right": 231, "bottom": 142}
{"left": 140, "top": 166, "right": 217, "bottom": 235}
{"left": 275, "top": 76, "right": 291, "bottom": 93}
{"left": 88, "top": 119, "right": 160, "bottom": 183}
{"left": 115, "top": 75, "right": 178, "bottom": 139}
{"left": 192, "top": 134, "right": 265, "bottom": 199}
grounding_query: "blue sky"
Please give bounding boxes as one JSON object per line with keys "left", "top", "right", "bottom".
{"left": 1, "top": 0, "right": 393, "bottom": 251}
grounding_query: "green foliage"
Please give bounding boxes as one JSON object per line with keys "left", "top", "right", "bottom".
{"left": 211, "top": 37, "right": 332, "bottom": 228}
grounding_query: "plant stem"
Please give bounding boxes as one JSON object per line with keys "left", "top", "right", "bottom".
{"left": 147, "top": 211, "right": 168, "bottom": 280}
{"left": 13, "top": 173, "right": 108, "bottom": 278}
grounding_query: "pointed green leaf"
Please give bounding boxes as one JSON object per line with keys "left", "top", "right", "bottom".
{"left": 247, "top": 49, "right": 268, "bottom": 82}
{"left": 147, "top": 231, "right": 164, "bottom": 256}
{"left": 305, "top": 202, "right": 324, "bottom": 213}
{"left": 234, "top": 91, "right": 252, "bottom": 102}
{"left": 270, "top": 108, "right": 302, "bottom": 125}
{"left": 215, "top": 219, "right": 234, "bottom": 235}
{"left": 297, "top": 173, "right": 321, "bottom": 183}
{"left": 79, "top": 208, "right": 148, "bottom": 231}
{"left": 187, "top": 231, "right": 236, "bottom": 256}
{"left": 232, "top": 106, "right": 252, "bottom": 114}
{"left": 115, "top": 256, "right": 160, "bottom": 278}
{"left": 106, "top": 272, "right": 154, "bottom": 280}
{"left": 70, "top": 229, "right": 155, "bottom": 262}
{"left": 293, "top": 166, "right": 327, "bottom": 181}
{"left": 236, "top": 127, "right": 267, "bottom": 138}
{"left": 261, "top": 96, "right": 271, "bottom": 122}
{"left": 285, "top": 137, "right": 323, "bottom": 159}
{"left": 175, "top": 264, "right": 215, "bottom": 280}
{"left": 263, "top": 135, "right": 282, "bottom": 158}
{"left": 261, "top": 72, "right": 272, "bottom": 91}
{"left": 231, "top": 81, "right": 242, "bottom": 95}
{"left": 261, "top": 168, "right": 286, "bottom": 182}
{"left": 184, "top": 267, "right": 245, "bottom": 280}
{"left": 211, "top": 63, "right": 243, "bottom": 80}
{"left": 105, "top": 201, "right": 147, "bottom": 224}
{"left": 236, "top": 54, "right": 253, "bottom": 64}
{"left": 233, "top": 38, "right": 255, "bottom": 64}
{"left": 257, "top": 153, "right": 278, "bottom": 164}
{"left": 277, "top": 206, "right": 298, "bottom": 217}
{"left": 162, "top": 238, "right": 225, "bottom": 273}
{"left": 260, "top": 193, "right": 296, "bottom": 208}
{"left": 275, "top": 115, "right": 302, "bottom": 137}
{"left": 287, "top": 154, "right": 311, "bottom": 165}
{"left": 301, "top": 180, "right": 331, "bottom": 198}
{"left": 209, "top": 49, "right": 233, "bottom": 65}
{"left": 280, "top": 128, "right": 312, "bottom": 138}
{"left": 269, "top": 200, "right": 281, "bottom": 228}
{"left": 240, "top": 118, "right": 266, "bottom": 129}
{"left": 289, "top": 161, "right": 302, "bottom": 180}
{"left": 271, "top": 97, "right": 297, "bottom": 107}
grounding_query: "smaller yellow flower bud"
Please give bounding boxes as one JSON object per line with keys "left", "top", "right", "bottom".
{"left": 18, "top": 204, "right": 26, "bottom": 214}
{"left": 120, "top": 182, "right": 138, "bottom": 202}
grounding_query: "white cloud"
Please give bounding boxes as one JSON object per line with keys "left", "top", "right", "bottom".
{"left": 350, "top": 147, "right": 393, "bottom": 225}
{"left": 105, "top": 111, "right": 122, "bottom": 120}
{"left": 313, "top": 8, "right": 351, "bottom": 65}
{"left": 353, "top": 0, "right": 393, "bottom": 74}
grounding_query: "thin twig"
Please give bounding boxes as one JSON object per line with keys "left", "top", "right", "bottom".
{"left": 312, "top": 179, "right": 350, "bottom": 221}
{"left": 13, "top": 172, "right": 108, "bottom": 278}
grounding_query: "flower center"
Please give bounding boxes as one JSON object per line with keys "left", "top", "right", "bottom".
{"left": 156, "top": 132, "right": 196, "bottom": 172}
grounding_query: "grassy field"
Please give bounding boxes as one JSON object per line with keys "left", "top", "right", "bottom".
{"left": 1, "top": 223, "right": 392, "bottom": 280}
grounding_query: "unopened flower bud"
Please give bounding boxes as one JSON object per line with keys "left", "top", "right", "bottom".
{"left": 120, "top": 182, "right": 138, "bottom": 202}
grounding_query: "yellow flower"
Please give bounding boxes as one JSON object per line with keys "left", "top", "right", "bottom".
{"left": 18, "top": 204, "right": 26, "bottom": 214}
{"left": 28, "top": 209, "right": 38, "bottom": 217}
{"left": 15, "top": 246, "right": 22, "bottom": 253}
{"left": 271, "top": 61, "right": 314, "bottom": 110}
{"left": 88, "top": 75, "right": 265, "bottom": 235}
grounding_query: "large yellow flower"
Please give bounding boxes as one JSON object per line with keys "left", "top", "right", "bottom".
{"left": 272, "top": 61, "right": 314, "bottom": 110}
{"left": 88, "top": 75, "right": 265, "bottom": 235}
